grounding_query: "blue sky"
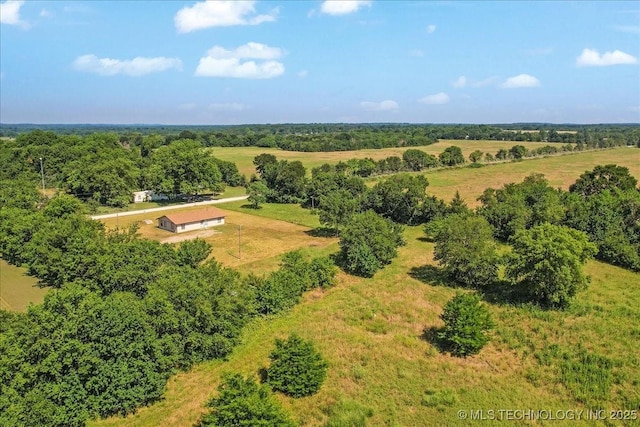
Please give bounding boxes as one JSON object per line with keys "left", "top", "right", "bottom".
{"left": 1, "top": 0, "right": 639, "bottom": 124}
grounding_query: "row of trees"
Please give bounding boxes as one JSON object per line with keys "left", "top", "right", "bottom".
{"left": 0, "top": 186, "right": 336, "bottom": 426}
{"left": 6, "top": 123, "right": 637, "bottom": 150}
{"left": 0, "top": 131, "right": 243, "bottom": 207}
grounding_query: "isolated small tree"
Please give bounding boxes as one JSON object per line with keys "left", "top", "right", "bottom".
{"left": 505, "top": 223, "right": 597, "bottom": 308}
{"left": 469, "top": 150, "right": 483, "bottom": 163}
{"left": 438, "top": 293, "right": 493, "bottom": 357}
{"left": 433, "top": 214, "right": 499, "bottom": 287}
{"left": 267, "top": 334, "right": 328, "bottom": 398}
{"left": 199, "top": 373, "right": 295, "bottom": 427}
{"left": 247, "top": 180, "right": 270, "bottom": 208}
{"left": 439, "top": 146, "right": 465, "bottom": 166}
{"left": 509, "top": 145, "right": 527, "bottom": 159}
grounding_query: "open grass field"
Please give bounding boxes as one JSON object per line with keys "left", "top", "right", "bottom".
{"left": 0, "top": 259, "right": 47, "bottom": 312}
{"left": 403, "top": 147, "right": 640, "bottom": 207}
{"left": 92, "top": 225, "right": 640, "bottom": 427}
{"left": 208, "top": 140, "right": 563, "bottom": 177}
{"left": 7, "top": 143, "right": 640, "bottom": 426}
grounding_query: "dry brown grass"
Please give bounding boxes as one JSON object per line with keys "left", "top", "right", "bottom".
{"left": 100, "top": 206, "right": 337, "bottom": 273}
{"left": 208, "top": 140, "right": 562, "bottom": 177}
{"left": 418, "top": 147, "right": 640, "bottom": 207}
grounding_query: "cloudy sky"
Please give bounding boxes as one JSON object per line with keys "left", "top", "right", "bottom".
{"left": 1, "top": 0, "right": 639, "bottom": 124}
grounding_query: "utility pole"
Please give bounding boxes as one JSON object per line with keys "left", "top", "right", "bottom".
{"left": 237, "top": 225, "right": 242, "bottom": 260}
{"left": 39, "top": 157, "right": 45, "bottom": 193}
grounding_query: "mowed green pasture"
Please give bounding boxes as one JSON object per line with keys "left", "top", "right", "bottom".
{"left": 92, "top": 225, "right": 640, "bottom": 427}
{"left": 207, "top": 140, "right": 562, "bottom": 177}
{"left": 0, "top": 259, "right": 47, "bottom": 311}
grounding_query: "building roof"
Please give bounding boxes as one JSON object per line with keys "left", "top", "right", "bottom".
{"left": 159, "top": 208, "right": 226, "bottom": 225}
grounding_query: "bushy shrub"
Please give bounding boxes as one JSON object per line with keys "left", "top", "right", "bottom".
{"left": 438, "top": 293, "right": 493, "bottom": 357}
{"left": 199, "top": 373, "right": 295, "bottom": 427}
{"left": 267, "top": 334, "right": 328, "bottom": 397}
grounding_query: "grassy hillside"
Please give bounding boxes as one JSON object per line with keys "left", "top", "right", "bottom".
{"left": 92, "top": 225, "right": 640, "bottom": 427}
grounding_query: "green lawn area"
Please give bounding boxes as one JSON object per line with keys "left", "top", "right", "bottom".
{"left": 0, "top": 259, "right": 47, "bottom": 312}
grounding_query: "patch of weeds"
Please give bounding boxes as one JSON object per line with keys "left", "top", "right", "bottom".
{"left": 324, "top": 399, "right": 374, "bottom": 427}
{"left": 365, "top": 318, "right": 390, "bottom": 334}
{"left": 560, "top": 349, "right": 614, "bottom": 407}
{"left": 351, "top": 364, "right": 367, "bottom": 382}
{"left": 421, "top": 388, "right": 458, "bottom": 410}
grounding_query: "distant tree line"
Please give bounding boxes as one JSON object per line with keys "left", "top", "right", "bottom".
{"left": 3, "top": 123, "right": 638, "bottom": 151}
{"left": 0, "top": 186, "right": 336, "bottom": 426}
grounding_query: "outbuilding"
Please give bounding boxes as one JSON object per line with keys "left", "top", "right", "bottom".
{"left": 132, "top": 190, "right": 169, "bottom": 203}
{"left": 157, "top": 208, "right": 226, "bottom": 233}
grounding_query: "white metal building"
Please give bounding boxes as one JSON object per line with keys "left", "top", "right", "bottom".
{"left": 157, "top": 208, "right": 226, "bottom": 233}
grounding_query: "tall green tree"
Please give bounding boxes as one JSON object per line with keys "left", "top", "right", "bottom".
{"left": 148, "top": 140, "right": 223, "bottom": 197}
{"left": 505, "top": 223, "right": 597, "bottom": 308}
{"left": 432, "top": 214, "right": 500, "bottom": 287}
{"left": 339, "top": 211, "right": 405, "bottom": 277}
{"left": 246, "top": 180, "right": 270, "bottom": 209}
{"left": 366, "top": 174, "right": 430, "bottom": 225}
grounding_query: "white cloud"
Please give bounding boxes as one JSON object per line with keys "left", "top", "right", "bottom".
{"left": 195, "top": 42, "right": 285, "bottom": 79}
{"left": 576, "top": 48, "right": 638, "bottom": 66}
{"left": 1, "top": 0, "right": 25, "bottom": 26}
{"left": 419, "top": 92, "right": 450, "bottom": 105}
{"left": 501, "top": 74, "right": 540, "bottom": 88}
{"left": 298, "top": 70, "right": 309, "bottom": 78}
{"left": 452, "top": 76, "right": 466, "bottom": 88}
{"left": 321, "top": 0, "right": 371, "bottom": 16}
{"left": 174, "top": 0, "right": 277, "bottom": 33}
{"left": 73, "top": 55, "right": 183, "bottom": 76}
{"left": 209, "top": 103, "right": 244, "bottom": 111}
{"left": 360, "top": 100, "right": 399, "bottom": 111}
{"left": 408, "top": 49, "right": 424, "bottom": 57}
{"left": 427, "top": 24, "right": 436, "bottom": 33}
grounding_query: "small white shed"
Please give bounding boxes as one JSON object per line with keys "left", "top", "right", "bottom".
{"left": 157, "top": 208, "right": 226, "bottom": 233}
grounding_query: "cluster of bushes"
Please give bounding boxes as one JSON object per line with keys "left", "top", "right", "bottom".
{"left": 477, "top": 167, "right": 640, "bottom": 271}
{"left": 251, "top": 250, "right": 336, "bottom": 315}
{"left": 250, "top": 149, "right": 463, "bottom": 214}
{"left": 198, "top": 334, "right": 328, "bottom": 426}
{"left": 0, "top": 131, "right": 243, "bottom": 207}
{"left": 0, "top": 189, "right": 336, "bottom": 426}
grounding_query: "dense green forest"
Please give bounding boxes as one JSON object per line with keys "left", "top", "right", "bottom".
{"left": 2, "top": 123, "right": 639, "bottom": 151}
{"left": 0, "top": 131, "right": 243, "bottom": 207}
